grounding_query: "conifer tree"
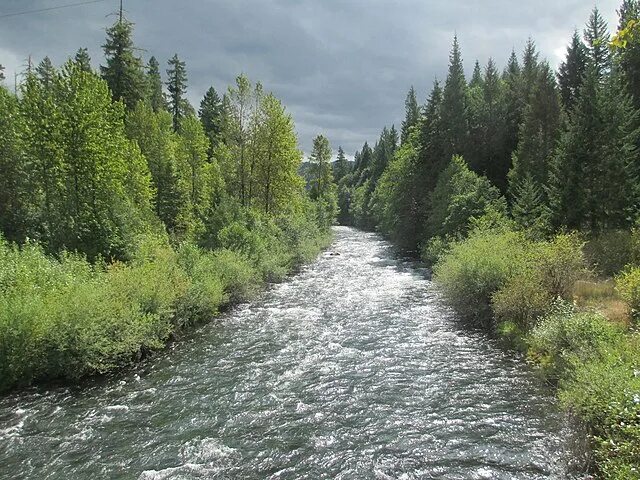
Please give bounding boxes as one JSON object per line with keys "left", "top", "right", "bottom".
{"left": 441, "top": 36, "right": 468, "bottom": 160}
{"left": 74, "top": 48, "right": 92, "bottom": 73}
{"left": 509, "top": 62, "right": 561, "bottom": 199}
{"left": 0, "top": 87, "right": 25, "bottom": 241}
{"left": 558, "top": 31, "right": 588, "bottom": 111}
{"left": 521, "top": 38, "right": 540, "bottom": 101}
{"left": 166, "top": 54, "right": 188, "bottom": 131}
{"left": 401, "top": 86, "right": 420, "bottom": 144}
{"left": 615, "top": 0, "right": 640, "bottom": 107}
{"left": 334, "top": 146, "right": 350, "bottom": 182}
{"left": 146, "top": 56, "right": 164, "bottom": 112}
{"left": 416, "top": 80, "right": 445, "bottom": 195}
{"left": 480, "top": 58, "right": 508, "bottom": 190}
{"left": 511, "top": 173, "right": 550, "bottom": 237}
{"left": 502, "top": 50, "right": 523, "bottom": 157}
{"left": 36, "top": 57, "right": 56, "bottom": 89}
{"left": 0, "top": 64, "right": 5, "bottom": 82}
{"left": 470, "top": 60, "right": 483, "bottom": 88}
{"left": 101, "top": 18, "right": 146, "bottom": 110}
{"left": 584, "top": 7, "right": 612, "bottom": 81}
{"left": 199, "top": 86, "right": 224, "bottom": 153}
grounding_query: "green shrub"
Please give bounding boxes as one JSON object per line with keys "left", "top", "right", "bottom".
{"left": 584, "top": 230, "right": 634, "bottom": 277}
{"left": 528, "top": 302, "right": 623, "bottom": 379}
{"left": 210, "top": 248, "right": 259, "bottom": 304}
{"left": 433, "top": 229, "right": 529, "bottom": 324}
{"left": 616, "top": 266, "right": 640, "bottom": 322}
{"left": 559, "top": 335, "right": 640, "bottom": 480}
{"left": 493, "top": 234, "right": 586, "bottom": 331}
{"left": 420, "top": 236, "right": 450, "bottom": 267}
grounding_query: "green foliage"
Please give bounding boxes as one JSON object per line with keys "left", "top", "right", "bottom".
{"left": 616, "top": 266, "right": 640, "bottom": 320}
{"left": 529, "top": 302, "right": 623, "bottom": 379}
{"left": 584, "top": 230, "right": 636, "bottom": 277}
{"left": 100, "top": 18, "right": 146, "bottom": 110}
{"left": 426, "top": 155, "right": 507, "bottom": 241}
{"left": 166, "top": 54, "right": 189, "bottom": 132}
{"left": 433, "top": 229, "right": 528, "bottom": 323}
{"left": 559, "top": 335, "right": 640, "bottom": 480}
{"left": 493, "top": 234, "right": 586, "bottom": 330}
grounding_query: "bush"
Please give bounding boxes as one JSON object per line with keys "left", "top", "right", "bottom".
{"left": 493, "top": 234, "right": 586, "bottom": 331}
{"left": 433, "top": 229, "right": 529, "bottom": 324}
{"left": 584, "top": 230, "right": 634, "bottom": 277}
{"left": 559, "top": 335, "right": 640, "bottom": 480}
{"left": 528, "top": 302, "right": 623, "bottom": 380}
{"left": 616, "top": 266, "right": 640, "bottom": 322}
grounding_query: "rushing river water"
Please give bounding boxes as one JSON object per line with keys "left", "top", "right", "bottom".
{"left": 0, "top": 227, "right": 580, "bottom": 480}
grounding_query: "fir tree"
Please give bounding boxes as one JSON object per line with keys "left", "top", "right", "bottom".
{"left": 334, "top": 146, "right": 350, "bottom": 182}
{"left": 502, "top": 50, "right": 523, "bottom": 157}
{"left": 401, "top": 86, "right": 420, "bottom": 144}
{"left": 199, "top": 86, "right": 224, "bottom": 153}
{"left": 584, "top": 7, "right": 612, "bottom": 80}
{"left": 470, "top": 60, "right": 483, "bottom": 88}
{"left": 74, "top": 48, "right": 92, "bottom": 73}
{"left": 615, "top": 0, "right": 640, "bottom": 108}
{"left": 166, "top": 54, "right": 188, "bottom": 131}
{"left": 146, "top": 56, "right": 164, "bottom": 112}
{"left": 441, "top": 36, "right": 468, "bottom": 160}
{"left": 558, "top": 31, "right": 588, "bottom": 111}
{"left": 101, "top": 18, "right": 146, "bottom": 110}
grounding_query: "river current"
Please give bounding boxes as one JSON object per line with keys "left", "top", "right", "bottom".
{"left": 0, "top": 227, "right": 579, "bottom": 479}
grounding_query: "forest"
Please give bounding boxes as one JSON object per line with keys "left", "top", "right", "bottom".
{"left": 331, "top": 3, "right": 640, "bottom": 478}
{"left": 0, "top": 16, "right": 337, "bottom": 392}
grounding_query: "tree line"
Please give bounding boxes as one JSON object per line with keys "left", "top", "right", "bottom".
{"left": 0, "top": 16, "right": 331, "bottom": 262}
{"left": 333, "top": 3, "right": 640, "bottom": 256}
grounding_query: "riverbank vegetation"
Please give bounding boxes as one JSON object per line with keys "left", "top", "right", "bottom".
{"left": 0, "top": 17, "right": 335, "bottom": 392}
{"left": 333, "top": 2, "right": 640, "bottom": 478}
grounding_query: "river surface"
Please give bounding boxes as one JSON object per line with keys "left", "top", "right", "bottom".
{"left": 0, "top": 227, "right": 580, "bottom": 479}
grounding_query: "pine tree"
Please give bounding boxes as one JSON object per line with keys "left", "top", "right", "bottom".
{"left": 101, "top": 18, "right": 146, "bottom": 110}
{"left": 0, "top": 64, "right": 5, "bottom": 82}
{"left": 74, "top": 48, "right": 92, "bottom": 73}
{"left": 548, "top": 66, "right": 639, "bottom": 231}
{"left": 146, "top": 56, "right": 164, "bottom": 112}
{"left": 470, "top": 60, "right": 483, "bottom": 88}
{"left": 199, "top": 86, "right": 224, "bottom": 154}
{"left": 416, "top": 80, "right": 445, "bottom": 195}
{"left": 502, "top": 50, "right": 523, "bottom": 158}
{"left": 480, "top": 58, "right": 508, "bottom": 191}
{"left": 441, "top": 36, "right": 468, "bottom": 160}
{"left": 0, "top": 86, "right": 25, "bottom": 241}
{"left": 401, "top": 86, "right": 420, "bottom": 144}
{"left": 511, "top": 173, "right": 550, "bottom": 237}
{"left": 509, "top": 62, "right": 561, "bottom": 199}
{"left": 558, "top": 31, "right": 588, "bottom": 111}
{"left": 521, "top": 38, "right": 540, "bottom": 101}
{"left": 615, "top": 0, "right": 640, "bottom": 108}
{"left": 166, "top": 54, "right": 188, "bottom": 131}
{"left": 36, "top": 57, "right": 56, "bottom": 90}
{"left": 334, "top": 146, "right": 350, "bottom": 182}
{"left": 584, "top": 7, "right": 612, "bottom": 81}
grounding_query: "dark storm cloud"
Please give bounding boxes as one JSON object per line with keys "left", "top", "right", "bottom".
{"left": 0, "top": 0, "right": 621, "bottom": 156}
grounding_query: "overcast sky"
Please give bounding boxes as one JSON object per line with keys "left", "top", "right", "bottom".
{"left": 0, "top": 0, "right": 622, "bottom": 157}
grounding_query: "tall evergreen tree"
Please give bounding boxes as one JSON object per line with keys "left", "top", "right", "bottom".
{"left": 146, "top": 56, "right": 164, "bottom": 112}
{"left": 401, "top": 86, "right": 420, "bottom": 144}
{"left": 558, "top": 31, "right": 588, "bottom": 111}
{"left": 101, "top": 18, "right": 146, "bottom": 110}
{"left": 502, "top": 50, "right": 523, "bottom": 157}
{"left": 166, "top": 54, "right": 188, "bottom": 131}
{"left": 74, "top": 48, "right": 92, "bottom": 73}
{"left": 509, "top": 62, "right": 561, "bottom": 198}
{"left": 584, "top": 7, "right": 612, "bottom": 80}
{"left": 615, "top": 0, "right": 640, "bottom": 108}
{"left": 36, "top": 57, "right": 56, "bottom": 90}
{"left": 199, "top": 86, "right": 224, "bottom": 154}
{"left": 441, "top": 36, "right": 468, "bottom": 160}
{"left": 470, "top": 60, "right": 483, "bottom": 88}
{"left": 521, "top": 38, "right": 540, "bottom": 101}
{"left": 0, "top": 87, "right": 24, "bottom": 241}
{"left": 334, "top": 146, "right": 350, "bottom": 182}
{"left": 480, "top": 58, "right": 508, "bottom": 190}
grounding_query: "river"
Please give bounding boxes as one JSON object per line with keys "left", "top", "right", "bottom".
{"left": 0, "top": 227, "right": 580, "bottom": 479}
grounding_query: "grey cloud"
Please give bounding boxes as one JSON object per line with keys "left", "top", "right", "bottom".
{"left": 0, "top": 0, "right": 622, "bottom": 156}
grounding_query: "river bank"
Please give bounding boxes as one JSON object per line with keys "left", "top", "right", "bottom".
{"left": 0, "top": 227, "right": 579, "bottom": 479}
{"left": 0, "top": 219, "right": 332, "bottom": 394}
{"left": 430, "top": 226, "right": 640, "bottom": 480}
